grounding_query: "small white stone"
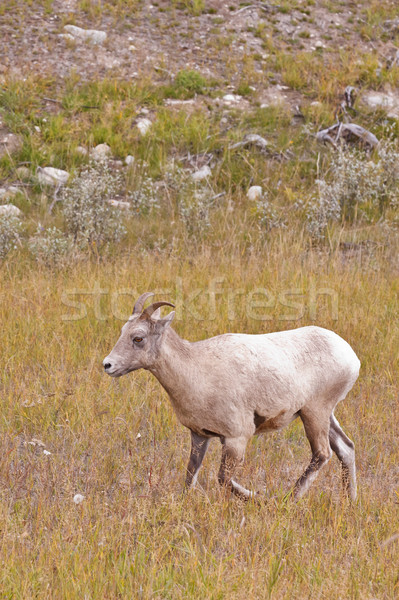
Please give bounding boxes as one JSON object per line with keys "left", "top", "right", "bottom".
{"left": 75, "top": 145, "right": 88, "bottom": 156}
{"left": 192, "top": 165, "right": 212, "bottom": 181}
{"left": 136, "top": 118, "right": 152, "bottom": 136}
{"left": 73, "top": 494, "right": 85, "bottom": 505}
{"left": 107, "top": 199, "right": 130, "bottom": 209}
{"left": 223, "top": 93, "right": 242, "bottom": 104}
{"left": 43, "top": 450, "right": 52, "bottom": 456}
{"left": 129, "top": 45, "right": 137, "bottom": 51}
{"left": 140, "top": 108, "right": 150, "bottom": 115}
{"left": 7, "top": 186, "right": 21, "bottom": 195}
{"left": 91, "top": 143, "right": 112, "bottom": 160}
{"left": 37, "top": 166, "right": 70, "bottom": 186}
{"left": 247, "top": 186, "right": 263, "bottom": 201}
{"left": 16, "top": 166, "right": 31, "bottom": 180}
{"left": 136, "top": 432, "right": 142, "bottom": 439}
{"left": 164, "top": 99, "right": 195, "bottom": 106}
{"left": 125, "top": 155, "right": 135, "bottom": 166}
{"left": 0, "top": 204, "right": 22, "bottom": 217}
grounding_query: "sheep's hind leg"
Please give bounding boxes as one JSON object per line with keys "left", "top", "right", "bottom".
{"left": 184, "top": 430, "right": 210, "bottom": 490}
{"left": 329, "top": 414, "right": 357, "bottom": 501}
{"left": 218, "top": 436, "right": 255, "bottom": 500}
{"left": 293, "top": 410, "right": 332, "bottom": 499}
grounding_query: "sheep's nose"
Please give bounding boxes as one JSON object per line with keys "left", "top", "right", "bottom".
{"left": 103, "top": 357, "right": 113, "bottom": 371}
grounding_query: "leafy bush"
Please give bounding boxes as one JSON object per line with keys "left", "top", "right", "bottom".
{"left": 255, "top": 193, "right": 285, "bottom": 233}
{"left": 62, "top": 161, "right": 126, "bottom": 248}
{"left": 164, "top": 163, "right": 216, "bottom": 239}
{"left": 179, "top": 189, "right": 214, "bottom": 238}
{"left": 307, "top": 141, "right": 399, "bottom": 239}
{"left": 28, "top": 226, "right": 73, "bottom": 268}
{"left": 128, "top": 176, "right": 160, "bottom": 214}
{"left": 0, "top": 214, "right": 22, "bottom": 259}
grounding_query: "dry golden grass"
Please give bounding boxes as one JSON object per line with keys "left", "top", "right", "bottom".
{"left": 1, "top": 233, "right": 398, "bottom": 599}
{"left": 1, "top": 0, "right": 399, "bottom": 597}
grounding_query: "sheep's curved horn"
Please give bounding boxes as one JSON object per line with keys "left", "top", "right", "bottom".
{"left": 132, "top": 292, "right": 154, "bottom": 314}
{"left": 141, "top": 301, "right": 175, "bottom": 319}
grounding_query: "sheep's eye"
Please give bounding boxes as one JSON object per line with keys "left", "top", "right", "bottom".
{"left": 133, "top": 337, "right": 143, "bottom": 344}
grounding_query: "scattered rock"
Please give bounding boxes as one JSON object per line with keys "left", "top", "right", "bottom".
{"left": 191, "top": 165, "right": 212, "bottom": 181}
{"left": 37, "top": 166, "right": 70, "bottom": 186}
{"left": 73, "top": 493, "right": 85, "bottom": 505}
{"left": 7, "top": 186, "right": 20, "bottom": 196}
{"left": 0, "top": 186, "right": 22, "bottom": 200}
{"left": 223, "top": 93, "right": 242, "bottom": 104}
{"left": 0, "top": 131, "right": 23, "bottom": 158}
{"left": 16, "top": 166, "right": 31, "bottom": 180}
{"left": 125, "top": 155, "right": 135, "bottom": 166}
{"left": 108, "top": 199, "right": 130, "bottom": 209}
{"left": 362, "top": 90, "right": 399, "bottom": 119}
{"left": 75, "top": 146, "right": 88, "bottom": 156}
{"left": 91, "top": 143, "right": 112, "bottom": 161}
{"left": 136, "top": 118, "right": 152, "bottom": 136}
{"left": 229, "top": 134, "right": 268, "bottom": 151}
{"left": 58, "top": 33, "right": 75, "bottom": 42}
{"left": 63, "top": 25, "right": 107, "bottom": 45}
{"left": 247, "top": 186, "right": 263, "bottom": 201}
{"left": 0, "top": 204, "right": 22, "bottom": 217}
{"left": 164, "top": 99, "right": 195, "bottom": 106}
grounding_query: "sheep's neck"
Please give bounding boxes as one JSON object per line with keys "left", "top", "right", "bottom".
{"left": 149, "top": 327, "right": 197, "bottom": 404}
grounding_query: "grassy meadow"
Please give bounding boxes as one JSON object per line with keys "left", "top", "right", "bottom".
{"left": 1, "top": 0, "right": 399, "bottom": 598}
{"left": 1, "top": 240, "right": 398, "bottom": 599}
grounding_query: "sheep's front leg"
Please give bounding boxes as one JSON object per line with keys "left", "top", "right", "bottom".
{"left": 185, "top": 430, "right": 210, "bottom": 490}
{"left": 218, "top": 437, "right": 255, "bottom": 500}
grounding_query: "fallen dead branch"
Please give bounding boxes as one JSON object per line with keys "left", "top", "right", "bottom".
{"left": 317, "top": 122, "right": 379, "bottom": 151}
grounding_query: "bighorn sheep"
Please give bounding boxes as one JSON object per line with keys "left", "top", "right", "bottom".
{"left": 103, "top": 292, "right": 359, "bottom": 501}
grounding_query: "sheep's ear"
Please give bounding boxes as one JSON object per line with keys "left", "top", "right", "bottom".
{"left": 151, "top": 307, "right": 162, "bottom": 320}
{"left": 158, "top": 310, "right": 175, "bottom": 331}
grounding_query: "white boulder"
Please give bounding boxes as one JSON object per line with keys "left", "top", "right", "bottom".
{"left": 0, "top": 204, "right": 22, "bottom": 217}
{"left": 37, "top": 166, "right": 70, "bottom": 186}
{"left": 63, "top": 25, "right": 107, "bottom": 45}
{"left": 91, "top": 143, "right": 112, "bottom": 161}
{"left": 247, "top": 186, "right": 263, "bottom": 201}
{"left": 136, "top": 118, "right": 152, "bottom": 136}
{"left": 191, "top": 165, "right": 211, "bottom": 181}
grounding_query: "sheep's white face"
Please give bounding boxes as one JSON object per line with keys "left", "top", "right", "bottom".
{"left": 103, "top": 311, "right": 174, "bottom": 377}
